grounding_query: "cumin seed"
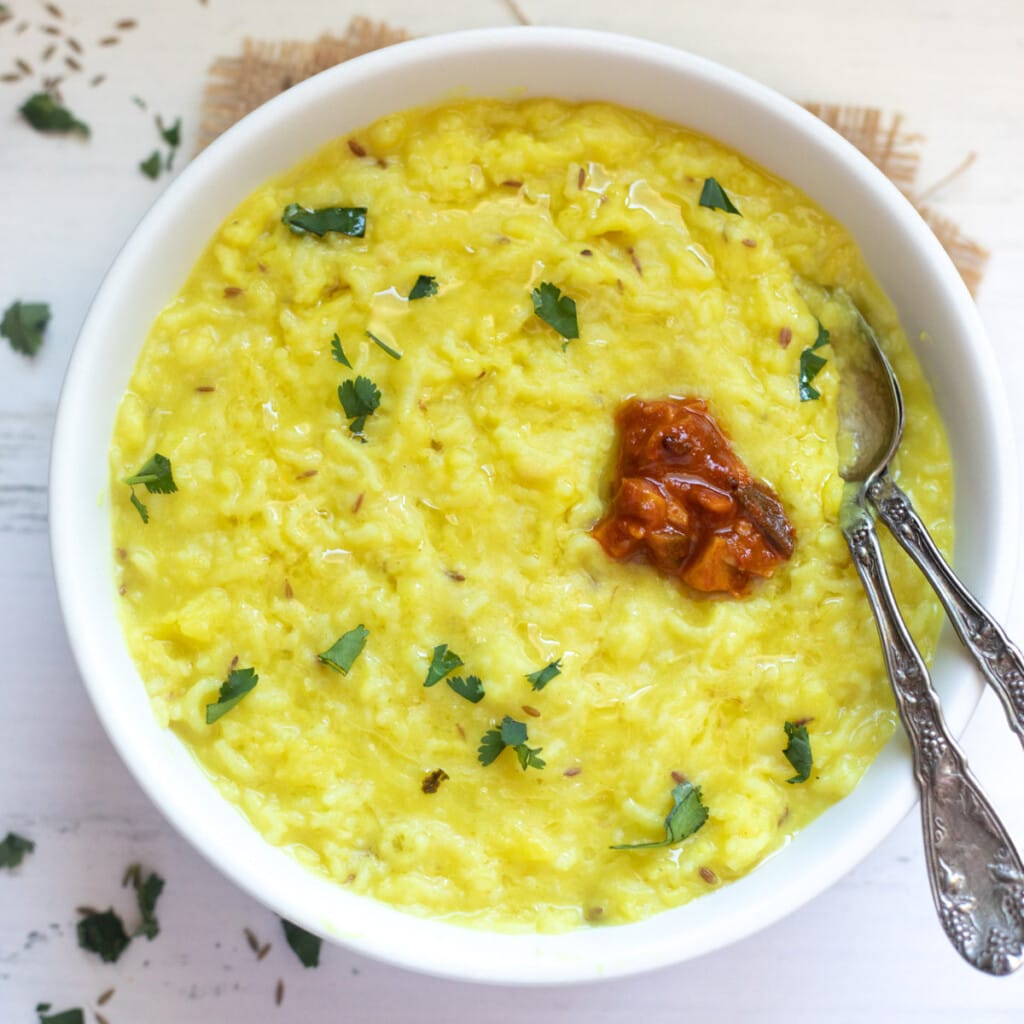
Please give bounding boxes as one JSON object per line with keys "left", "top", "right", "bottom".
{"left": 275, "top": 979, "right": 285, "bottom": 1006}
{"left": 347, "top": 138, "right": 366, "bottom": 157}
{"left": 96, "top": 988, "right": 115, "bottom": 1006}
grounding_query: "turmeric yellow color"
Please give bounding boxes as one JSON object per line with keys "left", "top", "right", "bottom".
{"left": 110, "top": 98, "right": 952, "bottom": 931}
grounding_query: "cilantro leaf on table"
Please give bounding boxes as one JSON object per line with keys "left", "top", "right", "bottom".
{"left": 281, "top": 918, "right": 322, "bottom": 968}
{"left": 611, "top": 781, "right": 709, "bottom": 850}
{"left": 531, "top": 282, "right": 578, "bottom": 342}
{"left": 318, "top": 625, "right": 369, "bottom": 674}
{"left": 330, "top": 333, "right": 352, "bottom": 367}
{"left": 20, "top": 92, "right": 90, "bottom": 136}
{"left": 423, "top": 644, "right": 463, "bottom": 688}
{"left": 37, "top": 1009, "right": 85, "bottom": 1024}
{"left": 76, "top": 909, "right": 131, "bottom": 963}
{"left": 282, "top": 203, "right": 367, "bottom": 238}
{"left": 2, "top": 300, "right": 50, "bottom": 357}
{"left": 446, "top": 674, "right": 485, "bottom": 704}
{"left": 408, "top": 274, "right": 438, "bottom": 300}
{"left": 139, "top": 150, "right": 162, "bottom": 179}
{"left": 205, "top": 666, "right": 259, "bottom": 724}
{"left": 698, "top": 177, "right": 741, "bottom": 215}
{"left": 0, "top": 831, "right": 35, "bottom": 868}
{"left": 338, "top": 375, "right": 381, "bottom": 437}
{"left": 798, "top": 320, "right": 831, "bottom": 401}
{"left": 477, "top": 716, "right": 545, "bottom": 771}
{"left": 526, "top": 659, "right": 561, "bottom": 692}
{"left": 783, "top": 721, "right": 813, "bottom": 783}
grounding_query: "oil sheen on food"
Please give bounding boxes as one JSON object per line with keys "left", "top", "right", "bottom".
{"left": 109, "top": 98, "right": 953, "bottom": 931}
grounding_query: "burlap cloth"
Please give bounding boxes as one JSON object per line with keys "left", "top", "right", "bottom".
{"left": 199, "top": 17, "right": 987, "bottom": 296}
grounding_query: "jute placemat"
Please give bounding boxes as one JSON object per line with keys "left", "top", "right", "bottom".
{"left": 199, "top": 18, "right": 987, "bottom": 295}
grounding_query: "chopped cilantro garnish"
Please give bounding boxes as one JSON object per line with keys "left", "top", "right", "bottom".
{"left": 330, "top": 333, "right": 351, "bottom": 367}
{"left": 366, "top": 330, "right": 402, "bottom": 360}
{"left": 477, "top": 716, "right": 545, "bottom": 771}
{"left": 446, "top": 674, "right": 484, "bottom": 703}
{"left": 611, "top": 781, "right": 709, "bottom": 850}
{"left": 281, "top": 918, "right": 321, "bottom": 968}
{"left": 783, "top": 721, "right": 813, "bottom": 783}
{"left": 122, "top": 453, "right": 177, "bottom": 524}
{"left": 698, "top": 177, "right": 741, "bottom": 215}
{"left": 408, "top": 275, "right": 438, "bottom": 300}
{"left": 127, "top": 867, "right": 164, "bottom": 939}
{"left": 37, "top": 1009, "right": 85, "bottom": 1024}
{"left": 338, "top": 375, "right": 381, "bottom": 436}
{"left": 424, "top": 644, "right": 463, "bottom": 687}
{"left": 139, "top": 150, "right": 161, "bottom": 179}
{"left": 531, "top": 282, "right": 579, "bottom": 342}
{"left": 205, "top": 666, "right": 258, "bottom": 724}
{"left": 317, "top": 625, "right": 369, "bottom": 674}
{"left": 0, "top": 831, "right": 35, "bottom": 868}
{"left": 2, "top": 300, "right": 50, "bottom": 357}
{"left": 526, "top": 659, "right": 561, "bottom": 692}
{"left": 282, "top": 203, "right": 367, "bottom": 238}
{"left": 20, "top": 92, "right": 90, "bottom": 136}
{"left": 77, "top": 909, "right": 131, "bottom": 963}
{"left": 798, "top": 321, "right": 831, "bottom": 401}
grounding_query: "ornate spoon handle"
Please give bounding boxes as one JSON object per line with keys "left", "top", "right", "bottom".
{"left": 843, "top": 498, "right": 1024, "bottom": 975}
{"left": 868, "top": 472, "right": 1024, "bottom": 748}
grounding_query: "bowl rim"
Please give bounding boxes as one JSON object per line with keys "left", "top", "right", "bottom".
{"left": 49, "top": 24, "right": 1018, "bottom": 985}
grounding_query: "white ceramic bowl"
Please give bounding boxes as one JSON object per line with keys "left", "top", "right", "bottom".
{"left": 50, "top": 26, "right": 1016, "bottom": 984}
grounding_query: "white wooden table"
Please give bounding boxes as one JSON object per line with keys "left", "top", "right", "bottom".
{"left": 3, "top": 1, "right": 1024, "bottom": 1019}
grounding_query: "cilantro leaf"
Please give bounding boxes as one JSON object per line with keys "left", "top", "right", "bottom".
{"left": 531, "top": 282, "right": 579, "bottom": 341}
{"left": 338, "top": 376, "right": 381, "bottom": 436}
{"left": 446, "top": 674, "right": 484, "bottom": 703}
{"left": 205, "top": 666, "right": 258, "bottom": 724}
{"left": 330, "top": 333, "right": 351, "bottom": 367}
{"left": 139, "top": 150, "right": 162, "bottom": 179}
{"left": 698, "top": 177, "right": 741, "bottom": 215}
{"left": 477, "top": 728, "right": 505, "bottom": 766}
{"left": 526, "top": 659, "right": 561, "bottom": 692}
{"left": 20, "top": 92, "right": 90, "bottom": 136}
{"left": 408, "top": 275, "right": 438, "bottom": 300}
{"left": 478, "top": 717, "right": 544, "bottom": 770}
{"left": 515, "top": 744, "right": 546, "bottom": 770}
{"left": 2, "top": 300, "right": 50, "bottom": 357}
{"left": 282, "top": 203, "right": 366, "bottom": 238}
{"left": 424, "top": 644, "right": 464, "bottom": 687}
{"left": 798, "top": 321, "right": 831, "bottom": 401}
{"left": 123, "top": 453, "right": 177, "bottom": 494}
{"left": 281, "top": 918, "right": 321, "bottom": 968}
{"left": 366, "top": 330, "right": 402, "bottom": 360}
{"left": 131, "top": 869, "right": 164, "bottom": 939}
{"left": 0, "top": 831, "right": 35, "bottom": 868}
{"left": 783, "top": 721, "right": 813, "bottom": 783}
{"left": 317, "top": 625, "right": 369, "bottom": 674}
{"left": 611, "top": 781, "right": 709, "bottom": 850}
{"left": 77, "top": 909, "right": 131, "bottom": 963}
{"left": 37, "top": 1010, "right": 85, "bottom": 1024}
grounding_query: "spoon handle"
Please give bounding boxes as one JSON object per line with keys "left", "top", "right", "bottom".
{"left": 843, "top": 499, "right": 1024, "bottom": 975}
{"left": 868, "top": 473, "right": 1024, "bottom": 750}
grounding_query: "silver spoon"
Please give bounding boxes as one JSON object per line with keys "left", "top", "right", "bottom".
{"left": 809, "top": 283, "right": 1024, "bottom": 975}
